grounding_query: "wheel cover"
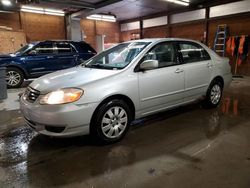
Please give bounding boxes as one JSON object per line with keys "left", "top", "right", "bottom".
{"left": 101, "top": 106, "right": 128, "bottom": 139}
{"left": 210, "top": 84, "right": 221, "bottom": 105}
{"left": 6, "top": 71, "right": 21, "bottom": 86}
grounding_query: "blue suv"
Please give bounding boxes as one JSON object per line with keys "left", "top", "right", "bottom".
{"left": 0, "top": 40, "right": 96, "bottom": 88}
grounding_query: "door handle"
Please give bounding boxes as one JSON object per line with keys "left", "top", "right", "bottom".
{"left": 46, "top": 56, "right": 54, "bottom": 59}
{"left": 175, "top": 68, "right": 184, "bottom": 73}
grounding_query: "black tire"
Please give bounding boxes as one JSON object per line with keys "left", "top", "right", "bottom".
{"left": 6, "top": 67, "right": 24, "bottom": 88}
{"left": 90, "top": 99, "right": 132, "bottom": 144}
{"left": 203, "top": 80, "right": 223, "bottom": 108}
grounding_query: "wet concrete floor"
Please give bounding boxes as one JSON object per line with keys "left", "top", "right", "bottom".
{"left": 0, "top": 79, "right": 250, "bottom": 188}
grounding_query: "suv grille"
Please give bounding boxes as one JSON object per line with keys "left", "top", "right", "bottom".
{"left": 25, "top": 87, "right": 40, "bottom": 103}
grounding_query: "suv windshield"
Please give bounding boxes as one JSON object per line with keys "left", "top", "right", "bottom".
{"left": 83, "top": 42, "right": 150, "bottom": 70}
{"left": 15, "top": 43, "right": 36, "bottom": 55}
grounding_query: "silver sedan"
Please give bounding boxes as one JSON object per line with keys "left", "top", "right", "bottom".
{"left": 20, "top": 38, "right": 232, "bottom": 143}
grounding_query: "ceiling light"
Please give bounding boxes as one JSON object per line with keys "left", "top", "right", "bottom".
{"left": 166, "top": 0, "right": 189, "bottom": 6}
{"left": 21, "top": 5, "right": 64, "bottom": 16}
{"left": 1, "top": 0, "right": 11, "bottom": 6}
{"left": 87, "top": 14, "right": 116, "bottom": 22}
{"left": 21, "top": 8, "right": 44, "bottom": 14}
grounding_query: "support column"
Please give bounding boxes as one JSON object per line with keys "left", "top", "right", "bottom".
{"left": 204, "top": 7, "right": 210, "bottom": 45}
{"left": 66, "top": 15, "right": 82, "bottom": 41}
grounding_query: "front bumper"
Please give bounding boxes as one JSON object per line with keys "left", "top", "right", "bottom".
{"left": 20, "top": 94, "right": 99, "bottom": 137}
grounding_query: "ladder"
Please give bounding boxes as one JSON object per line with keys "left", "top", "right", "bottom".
{"left": 213, "top": 24, "right": 227, "bottom": 57}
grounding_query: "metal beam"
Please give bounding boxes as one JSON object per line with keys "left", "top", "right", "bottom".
{"left": 95, "top": 0, "right": 123, "bottom": 8}
{"left": 40, "top": 0, "right": 95, "bottom": 9}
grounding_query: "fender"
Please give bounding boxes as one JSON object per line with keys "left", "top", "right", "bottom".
{"left": 6, "top": 64, "right": 29, "bottom": 79}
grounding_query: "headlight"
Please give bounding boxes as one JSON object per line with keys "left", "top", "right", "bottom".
{"left": 40, "top": 88, "right": 83, "bottom": 105}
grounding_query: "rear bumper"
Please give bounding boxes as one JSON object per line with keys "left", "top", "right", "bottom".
{"left": 223, "top": 73, "right": 232, "bottom": 88}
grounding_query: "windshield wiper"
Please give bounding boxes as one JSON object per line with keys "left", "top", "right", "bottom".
{"left": 84, "top": 64, "right": 114, "bottom": 70}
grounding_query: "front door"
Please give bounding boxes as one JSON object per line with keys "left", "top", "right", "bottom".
{"left": 25, "top": 42, "right": 57, "bottom": 77}
{"left": 138, "top": 42, "right": 185, "bottom": 116}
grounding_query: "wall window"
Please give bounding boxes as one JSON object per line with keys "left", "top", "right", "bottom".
{"left": 179, "top": 42, "right": 211, "bottom": 63}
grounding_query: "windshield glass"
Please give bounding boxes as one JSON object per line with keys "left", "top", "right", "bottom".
{"left": 15, "top": 43, "right": 36, "bottom": 55}
{"left": 83, "top": 42, "right": 150, "bottom": 70}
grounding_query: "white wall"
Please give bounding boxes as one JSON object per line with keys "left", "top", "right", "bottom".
{"left": 210, "top": 0, "right": 250, "bottom": 18}
{"left": 170, "top": 9, "right": 206, "bottom": 24}
{"left": 143, "top": 16, "right": 168, "bottom": 28}
{"left": 121, "top": 21, "right": 140, "bottom": 32}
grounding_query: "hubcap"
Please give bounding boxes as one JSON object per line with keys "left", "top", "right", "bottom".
{"left": 101, "top": 106, "right": 128, "bottom": 139}
{"left": 6, "top": 71, "right": 21, "bottom": 86}
{"left": 210, "top": 84, "right": 221, "bottom": 105}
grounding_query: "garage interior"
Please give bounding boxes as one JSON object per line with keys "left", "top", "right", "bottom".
{"left": 0, "top": 0, "right": 250, "bottom": 187}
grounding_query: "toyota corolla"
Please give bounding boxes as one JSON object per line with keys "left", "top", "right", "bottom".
{"left": 20, "top": 38, "right": 232, "bottom": 143}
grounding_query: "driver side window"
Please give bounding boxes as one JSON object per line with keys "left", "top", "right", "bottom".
{"left": 143, "top": 42, "right": 177, "bottom": 69}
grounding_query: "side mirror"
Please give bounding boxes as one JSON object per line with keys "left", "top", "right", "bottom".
{"left": 29, "top": 50, "right": 37, "bottom": 55}
{"left": 140, "top": 60, "right": 158, "bottom": 70}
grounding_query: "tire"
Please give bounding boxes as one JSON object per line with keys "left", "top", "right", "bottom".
{"left": 91, "top": 99, "right": 132, "bottom": 144}
{"left": 203, "top": 80, "right": 223, "bottom": 108}
{"left": 6, "top": 67, "right": 24, "bottom": 88}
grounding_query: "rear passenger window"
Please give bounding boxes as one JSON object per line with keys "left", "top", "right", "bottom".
{"left": 56, "top": 43, "right": 74, "bottom": 53}
{"left": 179, "top": 42, "right": 210, "bottom": 63}
{"left": 79, "top": 42, "right": 96, "bottom": 53}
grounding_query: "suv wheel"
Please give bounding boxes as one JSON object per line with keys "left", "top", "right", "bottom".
{"left": 6, "top": 67, "right": 24, "bottom": 88}
{"left": 203, "top": 80, "right": 223, "bottom": 108}
{"left": 91, "top": 99, "right": 132, "bottom": 143}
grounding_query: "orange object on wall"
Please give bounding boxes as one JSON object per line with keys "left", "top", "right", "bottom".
{"left": 226, "top": 37, "right": 232, "bottom": 55}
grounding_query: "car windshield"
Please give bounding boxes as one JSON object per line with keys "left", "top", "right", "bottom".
{"left": 14, "top": 43, "right": 36, "bottom": 55}
{"left": 83, "top": 42, "right": 150, "bottom": 70}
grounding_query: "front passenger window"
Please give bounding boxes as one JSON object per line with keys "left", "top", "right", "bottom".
{"left": 143, "top": 42, "right": 177, "bottom": 69}
{"left": 34, "top": 43, "right": 54, "bottom": 54}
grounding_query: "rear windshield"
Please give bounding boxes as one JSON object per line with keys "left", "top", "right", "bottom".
{"left": 79, "top": 42, "right": 96, "bottom": 53}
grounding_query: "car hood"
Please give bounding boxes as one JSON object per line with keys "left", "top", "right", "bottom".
{"left": 30, "top": 66, "right": 120, "bottom": 94}
{"left": 0, "top": 54, "right": 16, "bottom": 59}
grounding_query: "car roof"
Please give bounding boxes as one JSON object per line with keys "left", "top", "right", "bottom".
{"left": 34, "top": 40, "right": 87, "bottom": 44}
{"left": 123, "top": 38, "right": 201, "bottom": 44}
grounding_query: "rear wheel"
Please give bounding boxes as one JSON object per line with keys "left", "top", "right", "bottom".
{"left": 6, "top": 67, "right": 24, "bottom": 88}
{"left": 203, "top": 80, "right": 223, "bottom": 108}
{"left": 91, "top": 99, "right": 132, "bottom": 143}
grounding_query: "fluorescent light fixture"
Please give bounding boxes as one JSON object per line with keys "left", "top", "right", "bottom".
{"left": 166, "top": 0, "right": 189, "bottom": 6}
{"left": 44, "top": 11, "right": 64, "bottom": 16}
{"left": 21, "top": 5, "right": 43, "bottom": 11}
{"left": 1, "top": 0, "right": 11, "bottom": 6}
{"left": 45, "top": 8, "right": 65, "bottom": 14}
{"left": 21, "top": 5, "right": 64, "bottom": 16}
{"left": 87, "top": 14, "right": 116, "bottom": 22}
{"left": 21, "top": 8, "right": 44, "bottom": 14}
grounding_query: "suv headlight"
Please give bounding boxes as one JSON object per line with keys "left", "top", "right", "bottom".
{"left": 40, "top": 88, "right": 83, "bottom": 105}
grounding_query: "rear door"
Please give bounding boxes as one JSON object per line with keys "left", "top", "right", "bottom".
{"left": 138, "top": 42, "right": 185, "bottom": 116}
{"left": 178, "top": 41, "right": 213, "bottom": 101}
{"left": 53, "top": 42, "right": 78, "bottom": 70}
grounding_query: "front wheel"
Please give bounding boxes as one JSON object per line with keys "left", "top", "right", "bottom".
{"left": 203, "top": 80, "right": 223, "bottom": 108}
{"left": 91, "top": 99, "right": 132, "bottom": 144}
{"left": 6, "top": 67, "right": 24, "bottom": 88}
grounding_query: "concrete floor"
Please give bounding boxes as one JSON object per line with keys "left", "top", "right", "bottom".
{"left": 0, "top": 79, "right": 250, "bottom": 188}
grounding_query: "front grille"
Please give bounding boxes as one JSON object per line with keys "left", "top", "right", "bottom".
{"left": 25, "top": 87, "right": 40, "bottom": 103}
